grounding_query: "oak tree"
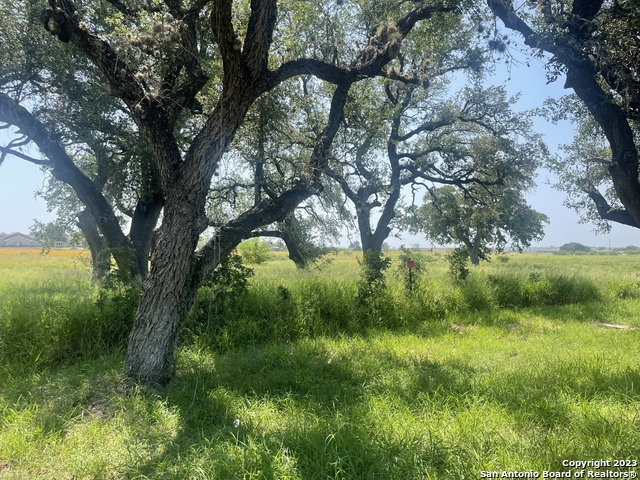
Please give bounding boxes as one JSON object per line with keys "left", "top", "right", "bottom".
{"left": 412, "top": 185, "right": 548, "bottom": 264}
{"left": 332, "top": 80, "right": 547, "bottom": 271}
{"left": 1, "top": 0, "right": 460, "bottom": 384}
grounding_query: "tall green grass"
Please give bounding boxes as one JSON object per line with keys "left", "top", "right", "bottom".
{"left": 186, "top": 264, "right": 604, "bottom": 353}
{"left": 1, "top": 322, "right": 637, "bottom": 479}
{"left": 3, "top": 249, "right": 633, "bottom": 366}
{"left": 0, "top": 250, "right": 639, "bottom": 479}
{"left": 0, "top": 251, "right": 135, "bottom": 369}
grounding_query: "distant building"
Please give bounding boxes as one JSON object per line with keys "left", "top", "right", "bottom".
{"left": 0, "top": 232, "right": 73, "bottom": 248}
{"left": 0, "top": 232, "right": 41, "bottom": 248}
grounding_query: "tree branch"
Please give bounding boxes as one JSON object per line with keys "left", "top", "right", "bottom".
{"left": 583, "top": 183, "right": 638, "bottom": 228}
{"left": 488, "top": 0, "right": 640, "bottom": 227}
{"left": 269, "top": 2, "right": 455, "bottom": 88}
{"left": 43, "top": 0, "right": 146, "bottom": 108}
{"left": 241, "top": 0, "right": 278, "bottom": 79}
{"left": 268, "top": 59, "right": 353, "bottom": 88}
{"left": 210, "top": 0, "right": 243, "bottom": 83}
{"left": 193, "top": 81, "right": 351, "bottom": 284}
{"left": 0, "top": 92, "right": 133, "bottom": 259}
{"left": 162, "top": 6, "right": 209, "bottom": 123}
{"left": 0, "top": 146, "right": 49, "bottom": 166}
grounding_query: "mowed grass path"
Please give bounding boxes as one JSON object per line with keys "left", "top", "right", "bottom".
{"left": 0, "top": 249, "right": 639, "bottom": 479}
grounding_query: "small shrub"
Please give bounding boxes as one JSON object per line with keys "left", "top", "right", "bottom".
{"left": 187, "top": 254, "right": 255, "bottom": 344}
{"left": 237, "top": 238, "right": 271, "bottom": 264}
{"left": 487, "top": 272, "right": 600, "bottom": 308}
{"left": 447, "top": 247, "right": 470, "bottom": 282}
{"left": 355, "top": 251, "right": 396, "bottom": 327}
{"left": 205, "top": 253, "right": 254, "bottom": 315}
{"left": 94, "top": 274, "right": 140, "bottom": 351}
{"left": 356, "top": 250, "right": 390, "bottom": 296}
{"left": 297, "top": 243, "right": 337, "bottom": 270}
{"left": 356, "top": 250, "right": 391, "bottom": 308}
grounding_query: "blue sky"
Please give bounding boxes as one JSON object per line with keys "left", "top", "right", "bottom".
{"left": 1, "top": 48, "right": 639, "bottom": 248}
{"left": 0, "top": 149, "right": 50, "bottom": 236}
{"left": 491, "top": 52, "right": 639, "bottom": 248}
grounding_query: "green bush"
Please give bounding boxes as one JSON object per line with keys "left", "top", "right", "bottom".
{"left": 446, "top": 247, "right": 471, "bottom": 282}
{"left": 486, "top": 272, "right": 600, "bottom": 307}
{"left": 605, "top": 280, "right": 640, "bottom": 299}
{"left": 237, "top": 238, "right": 271, "bottom": 264}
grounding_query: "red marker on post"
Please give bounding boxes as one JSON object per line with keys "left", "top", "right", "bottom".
{"left": 407, "top": 259, "right": 415, "bottom": 292}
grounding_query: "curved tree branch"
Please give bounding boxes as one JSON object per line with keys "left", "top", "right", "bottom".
{"left": 0, "top": 92, "right": 135, "bottom": 269}
{"left": 583, "top": 183, "right": 638, "bottom": 228}
{"left": 0, "top": 146, "right": 49, "bottom": 166}
{"left": 487, "top": 0, "right": 640, "bottom": 228}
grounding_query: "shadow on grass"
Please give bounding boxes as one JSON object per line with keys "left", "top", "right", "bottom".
{"left": 2, "top": 320, "right": 638, "bottom": 478}
{"left": 451, "top": 300, "right": 640, "bottom": 333}
{"left": 125, "top": 334, "right": 640, "bottom": 479}
{"left": 129, "top": 340, "right": 478, "bottom": 479}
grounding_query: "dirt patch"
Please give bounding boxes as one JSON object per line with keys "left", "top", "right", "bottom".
{"left": 80, "top": 376, "right": 137, "bottom": 420}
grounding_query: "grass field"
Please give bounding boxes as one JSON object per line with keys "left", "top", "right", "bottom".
{"left": 0, "top": 248, "right": 638, "bottom": 479}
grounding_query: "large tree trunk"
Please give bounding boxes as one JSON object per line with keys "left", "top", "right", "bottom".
{"left": 464, "top": 237, "right": 482, "bottom": 266}
{"left": 281, "top": 231, "right": 308, "bottom": 269}
{"left": 124, "top": 200, "right": 201, "bottom": 384}
{"left": 468, "top": 246, "right": 480, "bottom": 266}
{"left": 357, "top": 203, "right": 387, "bottom": 255}
{"left": 564, "top": 66, "right": 640, "bottom": 227}
{"left": 124, "top": 126, "right": 244, "bottom": 384}
{"left": 280, "top": 214, "right": 309, "bottom": 269}
{"left": 355, "top": 178, "right": 400, "bottom": 259}
{"left": 124, "top": 82, "right": 349, "bottom": 385}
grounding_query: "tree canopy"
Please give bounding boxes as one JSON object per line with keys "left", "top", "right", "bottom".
{"left": 559, "top": 242, "right": 591, "bottom": 253}
{"left": 412, "top": 185, "right": 548, "bottom": 264}
{"left": 1, "top": 0, "right": 480, "bottom": 384}
{"left": 486, "top": 0, "right": 640, "bottom": 230}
